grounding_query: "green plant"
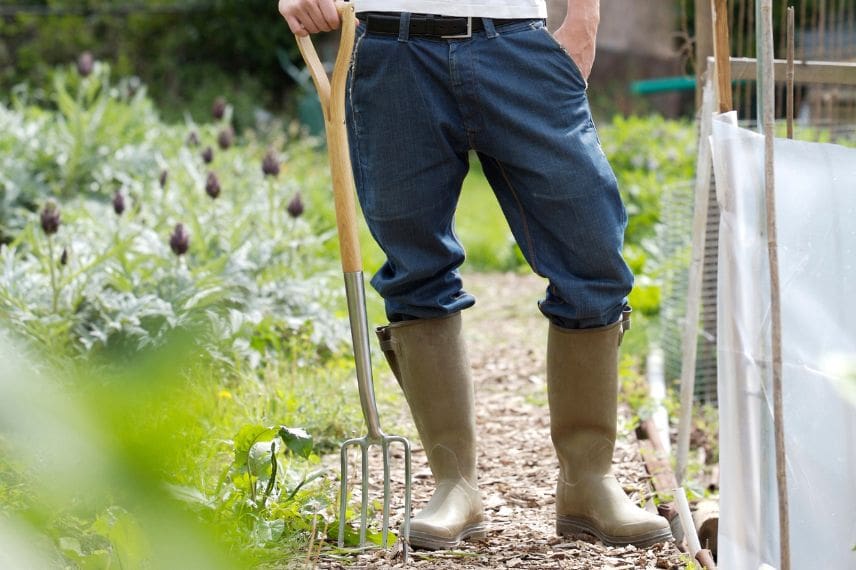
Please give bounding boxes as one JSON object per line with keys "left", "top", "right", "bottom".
{"left": 599, "top": 115, "right": 697, "bottom": 317}
{"left": 0, "top": 63, "right": 350, "bottom": 365}
{"left": 0, "top": 326, "right": 363, "bottom": 568}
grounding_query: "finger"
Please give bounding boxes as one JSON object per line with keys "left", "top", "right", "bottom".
{"left": 285, "top": 14, "right": 309, "bottom": 36}
{"left": 303, "top": 1, "right": 332, "bottom": 32}
{"left": 318, "top": 0, "right": 341, "bottom": 30}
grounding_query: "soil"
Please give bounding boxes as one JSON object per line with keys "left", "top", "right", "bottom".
{"left": 317, "top": 272, "right": 687, "bottom": 569}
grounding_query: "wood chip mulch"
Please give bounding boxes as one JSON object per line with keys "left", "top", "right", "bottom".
{"left": 315, "top": 273, "right": 687, "bottom": 569}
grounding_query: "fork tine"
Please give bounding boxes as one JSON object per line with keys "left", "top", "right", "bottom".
{"left": 338, "top": 440, "right": 350, "bottom": 548}
{"left": 336, "top": 435, "right": 412, "bottom": 551}
{"left": 388, "top": 435, "right": 413, "bottom": 543}
{"left": 359, "top": 441, "right": 370, "bottom": 547}
{"left": 403, "top": 439, "right": 412, "bottom": 543}
{"left": 381, "top": 438, "right": 392, "bottom": 547}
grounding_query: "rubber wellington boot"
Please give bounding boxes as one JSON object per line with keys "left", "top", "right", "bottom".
{"left": 547, "top": 319, "right": 672, "bottom": 548}
{"left": 376, "top": 313, "right": 486, "bottom": 550}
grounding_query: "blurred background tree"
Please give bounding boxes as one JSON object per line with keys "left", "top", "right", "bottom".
{"left": 0, "top": 0, "right": 300, "bottom": 130}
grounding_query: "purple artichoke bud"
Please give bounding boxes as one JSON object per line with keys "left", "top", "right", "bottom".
{"left": 262, "top": 150, "right": 280, "bottom": 177}
{"left": 187, "top": 131, "right": 200, "bottom": 147}
{"left": 202, "top": 147, "right": 214, "bottom": 164}
{"left": 286, "top": 193, "right": 304, "bottom": 219}
{"left": 159, "top": 169, "right": 168, "bottom": 188}
{"left": 40, "top": 201, "right": 61, "bottom": 235}
{"left": 113, "top": 191, "right": 126, "bottom": 216}
{"left": 77, "top": 51, "right": 94, "bottom": 78}
{"left": 212, "top": 97, "right": 227, "bottom": 121}
{"left": 205, "top": 172, "right": 221, "bottom": 199}
{"left": 169, "top": 223, "right": 190, "bottom": 256}
{"left": 217, "top": 127, "right": 234, "bottom": 150}
{"left": 60, "top": 248, "right": 68, "bottom": 266}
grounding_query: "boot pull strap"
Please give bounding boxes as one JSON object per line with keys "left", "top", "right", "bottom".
{"left": 375, "top": 325, "right": 397, "bottom": 353}
{"left": 375, "top": 326, "right": 404, "bottom": 387}
{"left": 618, "top": 306, "right": 632, "bottom": 346}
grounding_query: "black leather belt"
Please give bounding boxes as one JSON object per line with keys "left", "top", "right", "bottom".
{"left": 358, "top": 12, "right": 534, "bottom": 38}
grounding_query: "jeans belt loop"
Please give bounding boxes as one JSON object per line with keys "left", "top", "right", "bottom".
{"left": 398, "top": 11, "right": 411, "bottom": 42}
{"left": 441, "top": 16, "right": 472, "bottom": 39}
{"left": 482, "top": 17, "right": 498, "bottom": 38}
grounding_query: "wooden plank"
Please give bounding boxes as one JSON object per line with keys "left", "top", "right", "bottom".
{"left": 638, "top": 420, "right": 679, "bottom": 493}
{"left": 725, "top": 57, "right": 856, "bottom": 85}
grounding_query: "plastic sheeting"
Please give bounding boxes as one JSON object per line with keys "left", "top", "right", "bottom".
{"left": 711, "top": 112, "right": 856, "bottom": 570}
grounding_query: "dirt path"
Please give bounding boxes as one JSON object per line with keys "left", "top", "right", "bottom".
{"left": 319, "top": 272, "right": 685, "bottom": 569}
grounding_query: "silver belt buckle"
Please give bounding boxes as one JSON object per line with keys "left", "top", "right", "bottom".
{"left": 441, "top": 17, "right": 473, "bottom": 39}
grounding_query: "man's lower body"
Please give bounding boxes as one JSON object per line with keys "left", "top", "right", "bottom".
{"left": 347, "top": 14, "right": 671, "bottom": 549}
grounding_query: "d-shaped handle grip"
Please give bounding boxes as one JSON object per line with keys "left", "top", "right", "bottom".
{"left": 296, "top": 3, "right": 361, "bottom": 273}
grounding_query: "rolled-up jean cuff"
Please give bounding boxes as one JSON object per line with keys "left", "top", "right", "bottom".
{"left": 540, "top": 301, "right": 629, "bottom": 330}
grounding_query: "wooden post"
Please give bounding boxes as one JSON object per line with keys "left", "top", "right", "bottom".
{"left": 638, "top": 419, "right": 680, "bottom": 493}
{"left": 759, "top": 1, "right": 791, "bottom": 568}
{"left": 695, "top": 0, "right": 714, "bottom": 107}
{"left": 712, "top": 0, "right": 733, "bottom": 112}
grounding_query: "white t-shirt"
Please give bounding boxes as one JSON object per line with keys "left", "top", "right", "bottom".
{"left": 354, "top": 0, "right": 547, "bottom": 19}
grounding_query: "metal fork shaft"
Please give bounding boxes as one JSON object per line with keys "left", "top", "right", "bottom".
{"left": 343, "top": 271, "right": 383, "bottom": 442}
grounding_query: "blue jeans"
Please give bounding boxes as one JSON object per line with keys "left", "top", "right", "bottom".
{"left": 346, "top": 16, "right": 632, "bottom": 329}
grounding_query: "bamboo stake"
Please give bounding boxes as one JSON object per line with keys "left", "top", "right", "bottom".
{"left": 786, "top": 7, "right": 795, "bottom": 139}
{"left": 747, "top": 0, "right": 755, "bottom": 116}
{"left": 676, "top": 0, "right": 732, "bottom": 487}
{"left": 818, "top": 0, "right": 828, "bottom": 122}
{"left": 777, "top": 0, "right": 788, "bottom": 117}
{"left": 735, "top": 0, "right": 747, "bottom": 116}
{"left": 850, "top": 0, "right": 856, "bottom": 120}
{"left": 759, "top": 1, "right": 791, "bottom": 569}
{"left": 676, "top": 73, "right": 716, "bottom": 485}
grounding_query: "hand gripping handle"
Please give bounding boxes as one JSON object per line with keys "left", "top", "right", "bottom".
{"left": 296, "top": 3, "right": 361, "bottom": 273}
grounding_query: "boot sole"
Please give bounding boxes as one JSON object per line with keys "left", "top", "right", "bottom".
{"left": 408, "top": 522, "right": 488, "bottom": 550}
{"left": 557, "top": 515, "right": 672, "bottom": 548}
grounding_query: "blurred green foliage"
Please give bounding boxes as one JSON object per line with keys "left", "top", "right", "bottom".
{"left": 1, "top": 61, "right": 350, "bottom": 365}
{"left": 600, "top": 115, "right": 696, "bottom": 317}
{"left": 0, "top": 61, "right": 408, "bottom": 568}
{"left": 0, "top": 325, "right": 371, "bottom": 568}
{"left": 0, "top": 0, "right": 298, "bottom": 129}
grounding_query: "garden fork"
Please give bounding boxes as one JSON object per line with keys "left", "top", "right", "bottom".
{"left": 295, "top": 2, "right": 412, "bottom": 552}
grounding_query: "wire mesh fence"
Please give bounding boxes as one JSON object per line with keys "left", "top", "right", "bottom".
{"left": 658, "top": 176, "right": 720, "bottom": 405}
